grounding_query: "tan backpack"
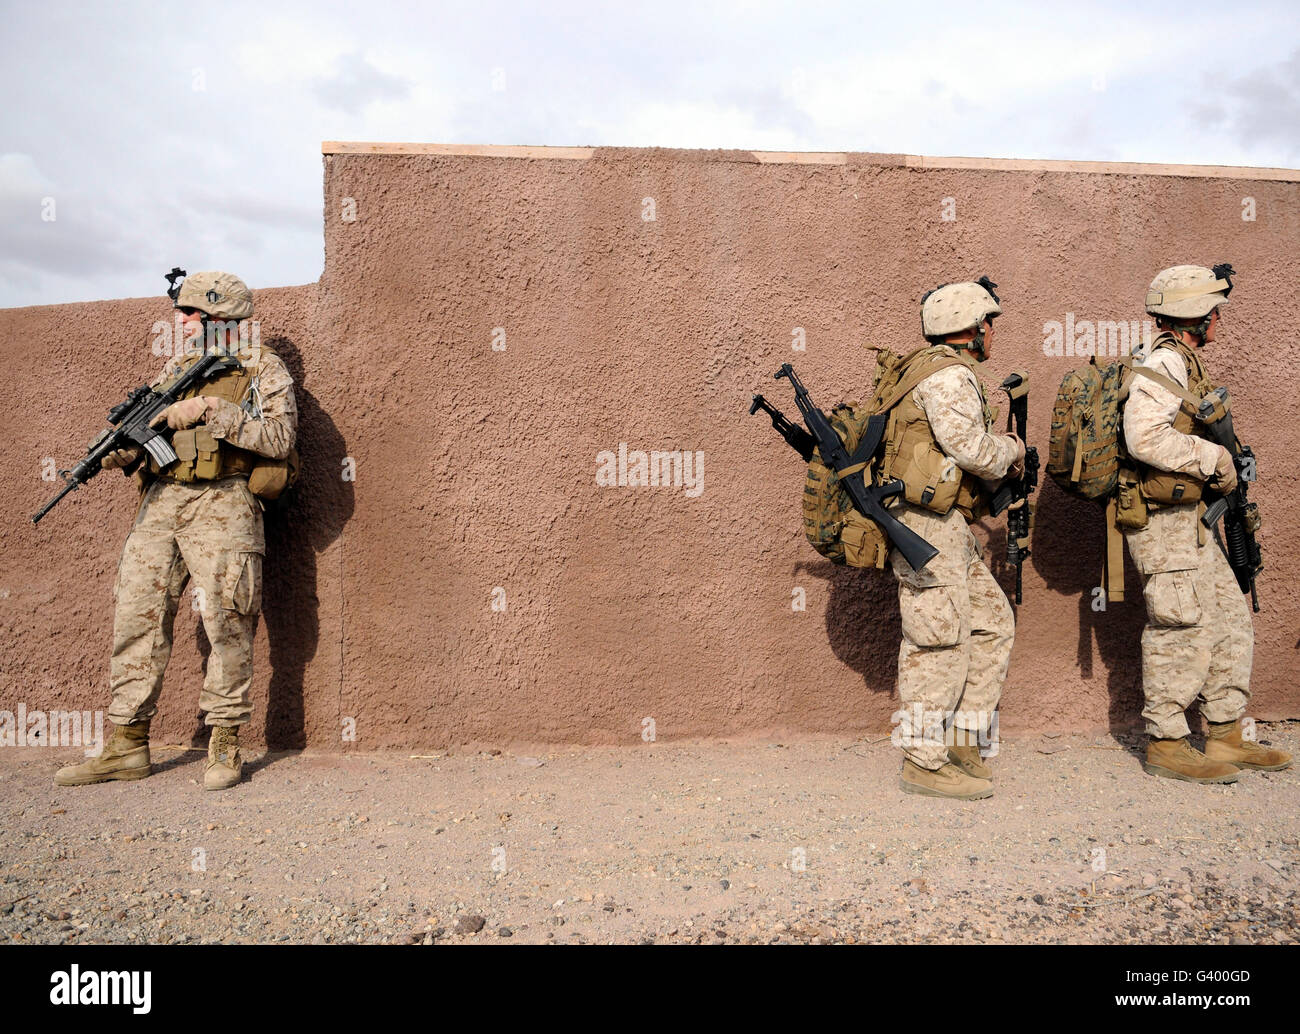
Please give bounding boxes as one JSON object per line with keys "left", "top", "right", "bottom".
{"left": 802, "top": 346, "right": 968, "bottom": 568}
{"left": 1047, "top": 344, "right": 1211, "bottom": 600}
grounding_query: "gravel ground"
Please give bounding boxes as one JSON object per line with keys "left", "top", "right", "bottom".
{"left": 2, "top": 725, "right": 1298, "bottom": 945}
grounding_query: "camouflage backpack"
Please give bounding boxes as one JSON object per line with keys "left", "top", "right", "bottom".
{"left": 1047, "top": 349, "right": 1208, "bottom": 603}
{"left": 1047, "top": 358, "right": 1130, "bottom": 501}
{"left": 802, "top": 402, "right": 877, "bottom": 564}
{"left": 1047, "top": 353, "right": 1198, "bottom": 502}
{"left": 802, "top": 347, "right": 966, "bottom": 568}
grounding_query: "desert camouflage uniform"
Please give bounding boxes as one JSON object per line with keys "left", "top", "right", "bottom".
{"left": 890, "top": 361, "right": 1020, "bottom": 770}
{"left": 107, "top": 346, "right": 296, "bottom": 728}
{"left": 1123, "top": 346, "right": 1250, "bottom": 739}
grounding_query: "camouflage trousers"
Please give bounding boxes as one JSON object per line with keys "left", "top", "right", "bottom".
{"left": 107, "top": 477, "right": 264, "bottom": 728}
{"left": 1123, "top": 503, "right": 1252, "bottom": 739}
{"left": 889, "top": 504, "right": 1014, "bottom": 770}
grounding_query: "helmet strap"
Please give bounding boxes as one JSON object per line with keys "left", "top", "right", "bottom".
{"left": 1159, "top": 312, "right": 1213, "bottom": 347}
{"left": 1190, "top": 311, "right": 1215, "bottom": 345}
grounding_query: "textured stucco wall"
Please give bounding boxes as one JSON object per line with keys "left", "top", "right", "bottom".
{"left": 0, "top": 286, "right": 350, "bottom": 750}
{"left": 2, "top": 147, "right": 1298, "bottom": 750}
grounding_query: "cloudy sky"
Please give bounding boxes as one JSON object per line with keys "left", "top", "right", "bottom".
{"left": 2, "top": 0, "right": 1297, "bottom": 308}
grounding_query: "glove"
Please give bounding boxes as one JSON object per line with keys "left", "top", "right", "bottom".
{"left": 151, "top": 396, "right": 211, "bottom": 431}
{"left": 1212, "top": 447, "right": 1238, "bottom": 495}
{"left": 101, "top": 446, "right": 142, "bottom": 470}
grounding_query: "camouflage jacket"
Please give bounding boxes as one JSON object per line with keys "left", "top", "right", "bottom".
{"left": 912, "top": 363, "right": 1019, "bottom": 480}
{"left": 1123, "top": 345, "right": 1221, "bottom": 479}
{"left": 151, "top": 344, "right": 297, "bottom": 460}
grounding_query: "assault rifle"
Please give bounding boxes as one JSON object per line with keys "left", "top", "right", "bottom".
{"left": 750, "top": 364, "right": 939, "bottom": 572}
{"left": 1197, "top": 386, "right": 1262, "bottom": 612}
{"left": 32, "top": 351, "right": 241, "bottom": 524}
{"left": 989, "top": 370, "right": 1039, "bottom": 604}
{"left": 749, "top": 393, "right": 815, "bottom": 462}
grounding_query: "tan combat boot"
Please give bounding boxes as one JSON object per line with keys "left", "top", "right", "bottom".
{"left": 1204, "top": 719, "right": 1292, "bottom": 772}
{"left": 900, "top": 758, "right": 993, "bottom": 800}
{"left": 1144, "top": 737, "right": 1239, "bottom": 784}
{"left": 948, "top": 743, "right": 992, "bottom": 780}
{"left": 54, "top": 721, "right": 151, "bottom": 785}
{"left": 204, "top": 726, "right": 243, "bottom": 791}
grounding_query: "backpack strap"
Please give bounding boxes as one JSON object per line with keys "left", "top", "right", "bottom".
{"left": 1103, "top": 496, "right": 1125, "bottom": 603}
{"left": 874, "top": 349, "right": 969, "bottom": 414}
{"left": 1123, "top": 341, "right": 1203, "bottom": 416}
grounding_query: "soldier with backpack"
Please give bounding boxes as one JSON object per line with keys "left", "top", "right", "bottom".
{"left": 756, "top": 279, "right": 1025, "bottom": 799}
{"left": 1120, "top": 265, "right": 1289, "bottom": 783}
{"left": 880, "top": 279, "right": 1025, "bottom": 800}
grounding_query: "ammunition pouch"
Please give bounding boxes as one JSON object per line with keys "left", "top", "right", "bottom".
{"left": 886, "top": 421, "right": 989, "bottom": 520}
{"left": 1114, "top": 467, "right": 1150, "bottom": 530}
{"left": 840, "top": 514, "right": 889, "bottom": 570}
{"left": 159, "top": 427, "right": 256, "bottom": 484}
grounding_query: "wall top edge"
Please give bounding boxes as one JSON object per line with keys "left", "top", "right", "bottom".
{"left": 320, "top": 142, "right": 1300, "bottom": 181}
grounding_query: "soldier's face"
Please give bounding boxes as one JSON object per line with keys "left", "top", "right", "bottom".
{"left": 979, "top": 318, "right": 994, "bottom": 360}
{"left": 178, "top": 307, "right": 205, "bottom": 344}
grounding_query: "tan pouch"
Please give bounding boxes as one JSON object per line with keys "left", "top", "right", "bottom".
{"left": 1139, "top": 468, "right": 1203, "bottom": 507}
{"left": 169, "top": 429, "right": 199, "bottom": 481}
{"left": 897, "top": 434, "right": 963, "bottom": 515}
{"left": 955, "top": 473, "right": 990, "bottom": 521}
{"left": 248, "top": 446, "right": 301, "bottom": 500}
{"left": 193, "top": 427, "right": 222, "bottom": 480}
{"left": 1114, "top": 469, "right": 1149, "bottom": 530}
{"left": 841, "top": 515, "right": 889, "bottom": 570}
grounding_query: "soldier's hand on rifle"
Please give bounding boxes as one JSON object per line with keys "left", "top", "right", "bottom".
{"left": 1211, "top": 445, "right": 1239, "bottom": 495}
{"left": 101, "top": 445, "right": 143, "bottom": 471}
{"left": 151, "top": 396, "right": 212, "bottom": 431}
{"left": 1006, "top": 432, "right": 1027, "bottom": 478}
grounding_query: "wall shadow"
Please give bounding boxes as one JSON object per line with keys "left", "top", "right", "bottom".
{"left": 190, "top": 335, "right": 354, "bottom": 751}
{"left": 797, "top": 558, "right": 901, "bottom": 700}
{"left": 1030, "top": 477, "right": 1147, "bottom": 757}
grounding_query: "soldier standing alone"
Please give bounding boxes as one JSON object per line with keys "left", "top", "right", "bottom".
{"left": 55, "top": 271, "right": 297, "bottom": 791}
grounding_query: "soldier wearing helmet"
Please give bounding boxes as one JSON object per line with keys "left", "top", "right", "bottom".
{"left": 888, "top": 277, "right": 1025, "bottom": 801}
{"left": 55, "top": 270, "right": 298, "bottom": 792}
{"left": 1122, "top": 264, "right": 1289, "bottom": 782}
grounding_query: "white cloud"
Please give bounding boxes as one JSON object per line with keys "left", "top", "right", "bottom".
{"left": 2, "top": 0, "right": 1298, "bottom": 307}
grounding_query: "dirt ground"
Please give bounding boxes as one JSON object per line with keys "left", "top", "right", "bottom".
{"left": 2, "top": 725, "right": 1298, "bottom": 945}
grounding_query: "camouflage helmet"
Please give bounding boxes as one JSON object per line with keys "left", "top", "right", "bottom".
{"left": 174, "top": 270, "right": 254, "bottom": 320}
{"left": 1144, "top": 264, "right": 1234, "bottom": 319}
{"left": 921, "top": 277, "right": 1002, "bottom": 338}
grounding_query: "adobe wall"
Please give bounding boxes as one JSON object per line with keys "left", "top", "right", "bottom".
{"left": 2, "top": 146, "right": 1297, "bottom": 750}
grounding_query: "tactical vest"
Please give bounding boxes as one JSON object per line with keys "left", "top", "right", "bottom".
{"left": 1131, "top": 333, "right": 1215, "bottom": 507}
{"left": 148, "top": 346, "right": 260, "bottom": 483}
{"left": 879, "top": 346, "right": 997, "bottom": 521}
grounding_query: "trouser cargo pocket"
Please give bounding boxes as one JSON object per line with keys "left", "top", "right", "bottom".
{"left": 221, "top": 552, "right": 263, "bottom": 616}
{"left": 899, "top": 584, "right": 963, "bottom": 648}
{"left": 1143, "top": 569, "right": 1201, "bottom": 628}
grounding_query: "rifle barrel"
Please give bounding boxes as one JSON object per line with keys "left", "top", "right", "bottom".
{"left": 32, "top": 480, "right": 77, "bottom": 524}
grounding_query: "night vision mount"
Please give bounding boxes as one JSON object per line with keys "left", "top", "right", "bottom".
{"left": 165, "top": 267, "right": 187, "bottom": 303}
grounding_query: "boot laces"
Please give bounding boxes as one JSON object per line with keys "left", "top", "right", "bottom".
{"left": 210, "top": 727, "right": 237, "bottom": 764}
